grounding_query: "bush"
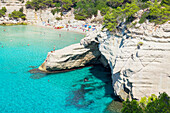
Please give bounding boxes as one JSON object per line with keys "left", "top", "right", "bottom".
{"left": 9, "top": 8, "right": 26, "bottom": 20}
{"left": 0, "top": 7, "right": 7, "bottom": 17}
{"left": 139, "top": 12, "right": 149, "bottom": 24}
{"left": 75, "top": 14, "right": 86, "bottom": 20}
{"left": 161, "top": 0, "right": 170, "bottom": 5}
{"left": 137, "top": 42, "right": 144, "bottom": 46}
{"left": 56, "top": 17, "right": 62, "bottom": 20}
{"left": 51, "top": 8, "right": 60, "bottom": 15}
{"left": 25, "top": 0, "right": 54, "bottom": 11}
{"left": 148, "top": 0, "right": 170, "bottom": 24}
{"left": 121, "top": 92, "right": 170, "bottom": 113}
{"left": 18, "top": 0, "right": 24, "bottom": 3}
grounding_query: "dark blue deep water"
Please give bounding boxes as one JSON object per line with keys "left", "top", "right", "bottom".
{"left": 0, "top": 25, "right": 120, "bottom": 113}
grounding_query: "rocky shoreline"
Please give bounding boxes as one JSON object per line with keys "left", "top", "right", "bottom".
{"left": 1, "top": 0, "right": 170, "bottom": 101}
{"left": 38, "top": 20, "right": 170, "bottom": 101}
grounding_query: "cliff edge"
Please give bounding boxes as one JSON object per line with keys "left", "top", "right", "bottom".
{"left": 39, "top": 21, "right": 170, "bottom": 100}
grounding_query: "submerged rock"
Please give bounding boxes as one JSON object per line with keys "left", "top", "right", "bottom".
{"left": 105, "top": 100, "right": 123, "bottom": 113}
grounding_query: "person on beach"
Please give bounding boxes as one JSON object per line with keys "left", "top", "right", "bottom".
{"left": 53, "top": 45, "right": 55, "bottom": 51}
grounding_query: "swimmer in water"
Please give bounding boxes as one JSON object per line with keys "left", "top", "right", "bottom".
{"left": 4, "top": 29, "right": 6, "bottom": 32}
{"left": 59, "top": 34, "right": 61, "bottom": 37}
{"left": 84, "top": 78, "right": 88, "bottom": 82}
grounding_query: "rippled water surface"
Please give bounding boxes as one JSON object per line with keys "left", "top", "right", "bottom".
{"left": 0, "top": 25, "right": 121, "bottom": 113}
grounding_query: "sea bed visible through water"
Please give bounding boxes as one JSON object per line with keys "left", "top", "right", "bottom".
{"left": 0, "top": 25, "right": 122, "bottom": 113}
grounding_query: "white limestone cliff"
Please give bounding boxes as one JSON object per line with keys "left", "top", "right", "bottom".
{"left": 38, "top": 21, "right": 170, "bottom": 100}
{"left": 99, "top": 22, "right": 170, "bottom": 100}
{"left": 38, "top": 32, "right": 102, "bottom": 72}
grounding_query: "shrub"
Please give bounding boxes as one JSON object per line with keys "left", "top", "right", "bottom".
{"left": 161, "top": 0, "right": 170, "bottom": 5}
{"left": 137, "top": 42, "right": 144, "bottom": 46}
{"left": 51, "top": 8, "right": 60, "bottom": 15}
{"left": 148, "top": 0, "right": 170, "bottom": 24}
{"left": 56, "top": 17, "right": 62, "bottom": 20}
{"left": 0, "top": 7, "right": 7, "bottom": 17}
{"left": 18, "top": 0, "right": 24, "bottom": 3}
{"left": 75, "top": 14, "right": 86, "bottom": 20}
{"left": 9, "top": 8, "right": 26, "bottom": 20}
{"left": 121, "top": 92, "right": 170, "bottom": 113}
{"left": 1, "top": 7, "right": 7, "bottom": 12}
{"left": 139, "top": 12, "right": 149, "bottom": 24}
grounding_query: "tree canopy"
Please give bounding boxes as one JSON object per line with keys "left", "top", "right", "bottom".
{"left": 121, "top": 92, "right": 170, "bottom": 113}
{"left": 0, "top": 7, "right": 7, "bottom": 17}
{"left": 9, "top": 7, "right": 26, "bottom": 20}
{"left": 25, "top": 0, "right": 170, "bottom": 29}
{"left": 103, "top": 0, "right": 170, "bottom": 31}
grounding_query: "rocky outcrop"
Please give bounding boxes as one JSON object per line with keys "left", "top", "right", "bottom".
{"left": 39, "top": 21, "right": 170, "bottom": 100}
{"left": 39, "top": 31, "right": 102, "bottom": 72}
{"left": 99, "top": 22, "right": 170, "bottom": 100}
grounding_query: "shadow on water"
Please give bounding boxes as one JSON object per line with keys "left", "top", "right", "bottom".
{"left": 65, "top": 65, "right": 122, "bottom": 111}
{"left": 29, "top": 64, "right": 122, "bottom": 111}
{"left": 89, "top": 65, "right": 115, "bottom": 98}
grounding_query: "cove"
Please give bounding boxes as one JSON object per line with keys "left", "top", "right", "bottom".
{"left": 0, "top": 25, "right": 121, "bottom": 113}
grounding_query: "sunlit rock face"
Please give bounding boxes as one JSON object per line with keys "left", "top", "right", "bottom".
{"left": 39, "top": 21, "right": 170, "bottom": 100}
{"left": 39, "top": 31, "right": 104, "bottom": 72}
{"left": 40, "top": 43, "right": 101, "bottom": 71}
{"left": 99, "top": 22, "right": 170, "bottom": 100}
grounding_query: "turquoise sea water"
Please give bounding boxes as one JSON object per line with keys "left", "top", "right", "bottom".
{"left": 0, "top": 25, "right": 119, "bottom": 113}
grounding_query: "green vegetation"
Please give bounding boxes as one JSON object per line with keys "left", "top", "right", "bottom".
{"left": 137, "top": 41, "right": 144, "bottom": 46}
{"left": 56, "top": 17, "right": 62, "bottom": 20}
{"left": 25, "top": 0, "right": 170, "bottom": 30}
{"left": 26, "top": 0, "right": 55, "bottom": 11}
{"left": 121, "top": 92, "right": 170, "bottom": 113}
{"left": 161, "top": 0, "right": 170, "bottom": 5}
{"left": 104, "top": 2, "right": 140, "bottom": 31}
{"left": 148, "top": 1, "right": 170, "bottom": 24}
{"left": 9, "top": 7, "right": 26, "bottom": 20}
{"left": 104, "top": 0, "right": 170, "bottom": 31}
{"left": 18, "top": 0, "right": 24, "bottom": 3}
{"left": 0, "top": 7, "right": 7, "bottom": 17}
{"left": 139, "top": 12, "right": 149, "bottom": 24}
{"left": 0, "top": 22, "right": 27, "bottom": 26}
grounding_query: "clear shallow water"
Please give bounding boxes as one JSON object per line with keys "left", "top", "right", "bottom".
{"left": 0, "top": 25, "right": 119, "bottom": 113}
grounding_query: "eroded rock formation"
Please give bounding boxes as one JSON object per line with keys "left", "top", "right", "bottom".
{"left": 99, "top": 22, "right": 170, "bottom": 100}
{"left": 39, "top": 21, "right": 170, "bottom": 100}
{"left": 39, "top": 32, "right": 102, "bottom": 72}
